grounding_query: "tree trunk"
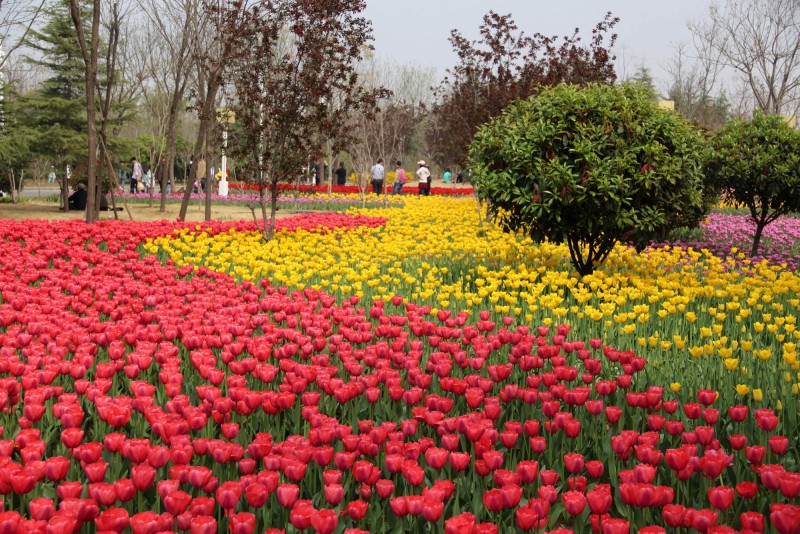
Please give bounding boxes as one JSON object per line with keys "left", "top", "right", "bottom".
{"left": 69, "top": 0, "right": 101, "bottom": 224}
{"left": 161, "top": 109, "right": 181, "bottom": 213}
{"left": 268, "top": 178, "right": 278, "bottom": 241}
{"left": 751, "top": 221, "right": 766, "bottom": 257}
{"left": 205, "top": 167, "right": 212, "bottom": 221}
{"left": 179, "top": 79, "right": 219, "bottom": 221}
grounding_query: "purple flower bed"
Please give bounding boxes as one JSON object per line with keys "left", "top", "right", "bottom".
{"left": 656, "top": 213, "right": 800, "bottom": 271}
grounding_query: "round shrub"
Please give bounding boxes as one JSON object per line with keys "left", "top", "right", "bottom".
{"left": 469, "top": 83, "right": 707, "bottom": 275}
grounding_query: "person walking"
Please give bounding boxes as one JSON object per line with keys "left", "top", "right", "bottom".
{"left": 416, "top": 160, "right": 431, "bottom": 196}
{"left": 392, "top": 161, "right": 407, "bottom": 195}
{"left": 130, "top": 157, "right": 143, "bottom": 193}
{"left": 370, "top": 158, "right": 385, "bottom": 195}
{"left": 335, "top": 163, "right": 347, "bottom": 186}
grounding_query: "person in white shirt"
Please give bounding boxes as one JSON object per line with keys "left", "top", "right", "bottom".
{"left": 416, "top": 160, "right": 431, "bottom": 196}
{"left": 131, "top": 157, "right": 143, "bottom": 193}
{"left": 370, "top": 159, "right": 385, "bottom": 195}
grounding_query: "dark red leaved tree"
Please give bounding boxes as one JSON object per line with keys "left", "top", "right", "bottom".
{"left": 222, "top": 0, "right": 382, "bottom": 240}
{"left": 428, "top": 11, "right": 619, "bottom": 170}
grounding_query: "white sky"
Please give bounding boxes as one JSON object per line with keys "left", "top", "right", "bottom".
{"left": 363, "top": 0, "right": 715, "bottom": 94}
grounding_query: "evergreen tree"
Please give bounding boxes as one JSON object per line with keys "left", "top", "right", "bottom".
{"left": 18, "top": 0, "right": 90, "bottom": 177}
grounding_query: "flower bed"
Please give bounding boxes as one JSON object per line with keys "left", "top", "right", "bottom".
{"left": 0, "top": 202, "right": 798, "bottom": 533}
{"left": 227, "top": 182, "right": 474, "bottom": 196}
{"left": 662, "top": 213, "right": 800, "bottom": 271}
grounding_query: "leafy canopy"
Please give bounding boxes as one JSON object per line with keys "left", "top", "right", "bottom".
{"left": 428, "top": 11, "right": 618, "bottom": 169}
{"left": 470, "top": 83, "right": 707, "bottom": 276}
{"left": 704, "top": 111, "right": 800, "bottom": 256}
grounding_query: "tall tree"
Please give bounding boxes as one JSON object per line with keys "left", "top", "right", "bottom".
{"left": 177, "top": 0, "right": 239, "bottom": 222}
{"left": 689, "top": 0, "right": 800, "bottom": 115}
{"left": 224, "top": 0, "right": 381, "bottom": 241}
{"left": 140, "top": 0, "right": 201, "bottom": 213}
{"left": 68, "top": 0, "right": 101, "bottom": 223}
{"left": 23, "top": 0, "right": 90, "bottom": 208}
{"left": 429, "top": 11, "right": 619, "bottom": 169}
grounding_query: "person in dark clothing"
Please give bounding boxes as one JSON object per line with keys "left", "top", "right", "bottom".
{"left": 68, "top": 183, "right": 87, "bottom": 210}
{"left": 335, "top": 163, "right": 347, "bottom": 186}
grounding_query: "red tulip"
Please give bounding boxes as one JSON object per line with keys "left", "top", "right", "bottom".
{"left": 45, "top": 512, "right": 80, "bottom": 534}
{"left": 770, "top": 504, "right": 800, "bottom": 534}
{"left": 562, "top": 491, "right": 586, "bottom": 516}
{"left": 736, "top": 481, "right": 759, "bottom": 499}
{"left": 540, "top": 470, "right": 559, "bottom": 486}
{"left": 707, "top": 486, "right": 734, "bottom": 510}
{"left": 310, "top": 508, "right": 338, "bottom": 534}
{"left": 114, "top": 479, "right": 136, "bottom": 503}
{"left": 29, "top": 498, "right": 55, "bottom": 522}
{"left": 163, "top": 491, "right": 192, "bottom": 516}
{"left": 728, "top": 404, "right": 748, "bottom": 422}
{"left": 44, "top": 457, "right": 70, "bottom": 482}
{"left": 729, "top": 434, "right": 747, "bottom": 450}
{"left": 189, "top": 515, "right": 217, "bottom": 534}
{"left": 482, "top": 489, "right": 504, "bottom": 512}
{"left": 289, "top": 502, "right": 314, "bottom": 530}
{"left": 228, "top": 512, "right": 256, "bottom": 534}
{"left": 755, "top": 411, "right": 779, "bottom": 432}
{"left": 563, "top": 453, "right": 584, "bottom": 474}
{"left": 95, "top": 508, "right": 130, "bottom": 533}
{"left": 697, "top": 389, "right": 717, "bottom": 405}
{"left": 587, "top": 487, "right": 612, "bottom": 515}
{"left": 131, "top": 464, "right": 155, "bottom": 491}
{"left": 780, "top": 472, "right": 800, "bottom": 499}
{"left": 739, "top": 511, "right": 765, "bottom": 533}
{"left": 662, "top": 504, "right": 686, "bottom": 528}
{"left": 769, "top": 435, "right": 789, "bottom": 456}
{"left": 130, "top": 511, "right": 161, "bottom": 534}
{"left": 601, "top": 518, "right": 630, "bottom": 534}
{"left": 691, "top": 509, "right": 718, "bottom": 533}
{"left": 759, "top": 464, "right": 785, "bottom": 490}
{"left": 445, "top": 512, "right": 477, "bottom": 534}
{"left": 0, "top": 512, "right": 20, "bottom": 534}
{"left": 60, "top": 429, "right": 84, "bottom": 450}
{"left": 276, "top": 484, "right": 300, "bottom": 508}
{"left": 215, "top": 481, "right": 242, "bottom": 510}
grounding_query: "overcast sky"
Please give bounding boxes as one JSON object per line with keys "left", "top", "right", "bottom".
{"left": 363, "top": 0, "right": 715, "bottom": 94}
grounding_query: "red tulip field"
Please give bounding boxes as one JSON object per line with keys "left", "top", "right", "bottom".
{"left": 0, "top": 208, "right": 798, "bottom": 534}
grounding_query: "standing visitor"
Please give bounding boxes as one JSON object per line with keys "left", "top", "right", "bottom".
{"left": 130, "top": 157, "right": 143, "bottom": 193}
{"left": 156, "top": 158, "right": 167, "bottom": 193}
{"left": 443, "top": 168, "right": 452, "bottom": 184}
{"left": 416, "top": 160, "right": 431, "bottom": 196}
{"left": 370, "top": 158, "right": 385, "bottom": 195}
{"left": 144, "top": 165, "right": 153, "bottom": 193}
{"left": 336, "top": 163, "right": 347, "bottom": 186}
{"left": 196, "top": 155, "right": 207, "bottom": 193}
{"left": 392, "top": 161, "right": 407, "bottom": 195}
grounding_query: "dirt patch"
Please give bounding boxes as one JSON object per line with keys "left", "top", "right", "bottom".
{"left": 0, "top": 199, "right": 306, "bottom": 223}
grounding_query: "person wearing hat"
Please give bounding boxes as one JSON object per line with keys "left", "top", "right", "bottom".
{"left": 416, "top": 160, "right": 431, "bottom": 196}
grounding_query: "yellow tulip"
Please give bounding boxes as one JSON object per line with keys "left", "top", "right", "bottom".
{"left": 724, "top": 358, "right": 739, "bottom": 371}
{"left": 752, "top": 389, "right": 763, "bottom": 402}
{"left": 670, "top": 382, "right": 681, "bottom": 393}
{"left": 735, "top": 384, "right": 749, "bottom": 396}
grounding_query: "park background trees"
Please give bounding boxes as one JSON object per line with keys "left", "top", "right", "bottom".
{"left": 2, "top": 0, "right": 800, "bottom": 238}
